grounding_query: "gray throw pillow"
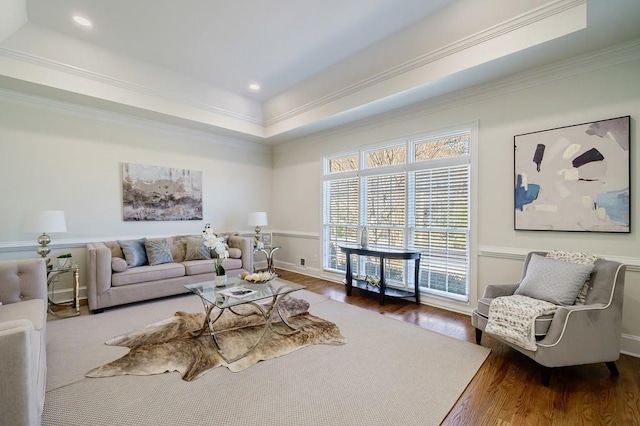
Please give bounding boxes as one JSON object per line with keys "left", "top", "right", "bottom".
{"left": 111, "top": 257, "right": 128, "bottom": 273}
{"left": 515, "top": 254, "right": 594, "bottom": 305}
{"left": 117, "top": 238, "right": 148, "bottom": 267}
{"left": 145, "top": 239, "right": 174, "bottom": 266}
{"left": 185, "top": 236, "right": 211, "bottom": 261}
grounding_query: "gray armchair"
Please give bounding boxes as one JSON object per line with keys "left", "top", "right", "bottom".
{"left": 471, "top": 251, "right": 626, "bottom": 386}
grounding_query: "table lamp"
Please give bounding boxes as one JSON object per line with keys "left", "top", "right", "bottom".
{"left": 22, "top": 210, "right": 67, "bottom": 268}
{"left": 247, "top": 211, "right": 268, "bottom": 243}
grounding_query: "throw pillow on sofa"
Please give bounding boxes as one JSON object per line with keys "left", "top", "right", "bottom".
{"left": 111, "top": 257, "right": 128, "bottom": 272}
{"left": 228, "top": 248, "right": 242, "bottom": 259}
{"left": 145, "top": 238, "right": 174, "bottom": 266}
{"left": 118, "top": 238, "right": 148, "bottom": 267}
{"left": 185, "top": 236, "right": 211, "bottom": 261}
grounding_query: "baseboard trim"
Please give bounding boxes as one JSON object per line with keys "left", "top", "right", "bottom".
{"left": 621, "top": 334, "right": 640, "bottom": 358}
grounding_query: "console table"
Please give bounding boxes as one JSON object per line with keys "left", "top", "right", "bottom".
{"left": 339, "top": 244, "right": 421, "bottom": 305}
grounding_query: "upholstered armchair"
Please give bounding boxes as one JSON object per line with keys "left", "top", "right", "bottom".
{"left": 0, "top": 258, "right": 48, "bottom": 426}
{"left": 471, "top": 251, "right": 626, "bottom": 386}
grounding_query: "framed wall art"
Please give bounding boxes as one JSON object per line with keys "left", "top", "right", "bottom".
{"left": 122, "top": 163, "right": 203, "bottom": 221}
{"left": 514, "top": 116, "right": 630, "bottom": 232}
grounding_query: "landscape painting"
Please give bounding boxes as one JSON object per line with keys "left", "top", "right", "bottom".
{"left": 514, "top": 116, "right": 630, "bottom": 232}
{"left": 122, "top": 163, "right": 203, "bottom": 221}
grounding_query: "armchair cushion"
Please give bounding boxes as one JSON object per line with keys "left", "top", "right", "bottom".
{"left": 514, "top": 254, "right": 594, "bottom": 305}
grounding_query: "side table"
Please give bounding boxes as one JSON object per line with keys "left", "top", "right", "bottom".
{"left": 254, "top": 246, "right": 281, "bottom": 276}
{"left": 47, "top": 265, "right": 80, "bottom": 318}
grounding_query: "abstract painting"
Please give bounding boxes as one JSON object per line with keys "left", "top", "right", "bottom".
{"left": 514, "top": 116, "right": 630, "bottom": 232}
{"left": 122, "top": 163, "right": 203, "bottom": 221}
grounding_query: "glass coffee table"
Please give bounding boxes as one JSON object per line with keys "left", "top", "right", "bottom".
{"left": 184, "top": 277, "right": 305, "bottom": 363}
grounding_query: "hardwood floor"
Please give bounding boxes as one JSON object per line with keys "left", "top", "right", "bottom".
{"left": 278, "top": 270, "right": 640, "bottom": 425}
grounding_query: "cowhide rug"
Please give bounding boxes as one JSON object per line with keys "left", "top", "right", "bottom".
{"left": 86, "top": 296, "right": 346, "bottom": 381}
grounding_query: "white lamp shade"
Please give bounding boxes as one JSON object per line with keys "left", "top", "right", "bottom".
{"left": 22, "top": 210, "right": 67, "bottom": 233}
{"left": 247, "top": 211, "right": 268, "bottom": 227}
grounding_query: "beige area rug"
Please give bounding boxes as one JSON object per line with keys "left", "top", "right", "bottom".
{"left": 86, "top": 296, "right": 346, "bottom": 380}
{"left": 44, "top": 290, "right": 490, "bottom": 426}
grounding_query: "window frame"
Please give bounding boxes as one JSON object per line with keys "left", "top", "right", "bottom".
{"left": 321, "top": 123, "right": 477, "bottom": 303}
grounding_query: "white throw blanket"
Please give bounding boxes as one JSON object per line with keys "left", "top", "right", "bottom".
{"left": 485, "top": 295, "right": 559, "bottom": 351}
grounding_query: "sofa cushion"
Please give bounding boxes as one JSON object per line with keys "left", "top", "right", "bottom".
{"left": 145, "top": 238, "right": 174, "bottom": 266}
{"left": 476, "top": 297, "right": 553, "bottom": 337}
{"left": 182, "top": 258, "right": 242, "bottom": 276}
{"left": 514, "top": 254, "right": 594, "bottom": 305}
{"left": 111, "top": 257, "right": 128, "bottom": 273}
{"left": 117, "top": 238, "right": 148, "bottom": 267}
{"left": 0, "top": 299, "right": 46, "bottom": 331}
{"left": 185, "top": 236, "right": 211, "bottom": 261}
{"left": 111, "top": 263, "right": 185, "bottom": 287}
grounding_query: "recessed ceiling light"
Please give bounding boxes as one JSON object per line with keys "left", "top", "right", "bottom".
{"left": 72, "top": 15, "right": 92, "bottom": 27}
{"left": 249, "top": 83, "right": 260, "bottom": 91}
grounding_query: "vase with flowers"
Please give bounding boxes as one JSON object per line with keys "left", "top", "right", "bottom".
{"left": 202, "top": 223, "right": 229, "bottom": 286}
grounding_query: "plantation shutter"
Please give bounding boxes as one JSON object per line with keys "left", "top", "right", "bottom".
{"left": 323, "top": 177, "right": 359, "bottom": 271}
{"left": 365, "top": 173, "right": 405, "bottom": 248}
{"left": 412, "top": 164, "right": 470, "bottom": 296}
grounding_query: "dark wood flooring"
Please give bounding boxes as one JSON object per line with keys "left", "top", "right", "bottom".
{"left": 278, "top": 269, "right": 640, "bottom": 425}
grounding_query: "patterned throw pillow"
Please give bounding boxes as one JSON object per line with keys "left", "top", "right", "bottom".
{"left": 185, "top": 236, "right": 211, "bottom": 261}
{"left": 117, "top": 238, "right": 148, "bottom": 267}
{"left": 546, "top": 250, "right": 598, "bottom": 305}
{"left": 145, "top": 239, "right": 174, "bottom": 266}
{"left": 515, "top": 254, "right": 594, "bottom": 305}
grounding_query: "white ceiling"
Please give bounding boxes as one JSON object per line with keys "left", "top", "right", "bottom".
{"left": 1, "top": 0, "right": 640, "bottom": 145}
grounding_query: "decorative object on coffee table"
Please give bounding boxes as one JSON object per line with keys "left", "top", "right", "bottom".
{"left": 202, "top": 223, "right": 228, "bottom": 283}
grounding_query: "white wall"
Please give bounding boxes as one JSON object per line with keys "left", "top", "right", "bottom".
{"left": 272, "top": 57, "right": 640, "bottom": 354}
{"left": 0, "top": 93, "right": 272, "bottom": 299}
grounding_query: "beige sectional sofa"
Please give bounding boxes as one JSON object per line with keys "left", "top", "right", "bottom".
{"left": 86, "top": 234, "right": 254, "bottom": 313}
{"left": 0, "top": 258, "right": 48, "bottom": 426}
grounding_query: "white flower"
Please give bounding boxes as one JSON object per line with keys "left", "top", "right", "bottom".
{"left": 202, "top": 223, "right": 228, "bottom": 274}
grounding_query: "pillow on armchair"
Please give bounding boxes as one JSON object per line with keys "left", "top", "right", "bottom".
{"left": 514, "top": 254, "right": 594, "bottom": 305}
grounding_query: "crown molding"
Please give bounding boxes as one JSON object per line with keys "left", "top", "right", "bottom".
{"left": 0, "top": 46, "right": 262, "bottom": 126}
{"left": 265, "top": 0, "right": 586, "bottom": 126}
{"left": 0, "top": 88, "right": 270, "bottom": 152}
{"left": 276, "top": 37, "right": 640, "bottom": 151}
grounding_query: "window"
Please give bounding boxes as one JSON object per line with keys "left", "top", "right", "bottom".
{"left": 323, "top": 129, "right": 471, "bottom": 301}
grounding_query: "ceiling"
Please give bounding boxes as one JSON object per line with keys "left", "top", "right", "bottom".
{"left": 1, "top": 0, "right": 640, "bottom": 145}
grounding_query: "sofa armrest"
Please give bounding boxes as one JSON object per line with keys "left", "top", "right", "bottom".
{"left": 86, "top": 242, "right": 113, "bottom": 311}
{"left": 0, "top": 259, "right": 47, "bottom": 305}
{"left": 228, "top": 236, "right": 254, "bottom": 273}
{"left": 0, "top": 319, "right": 40, "bottom": 426}
{"left": 482, "top": 283, "right": 519, "bottom": 299}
